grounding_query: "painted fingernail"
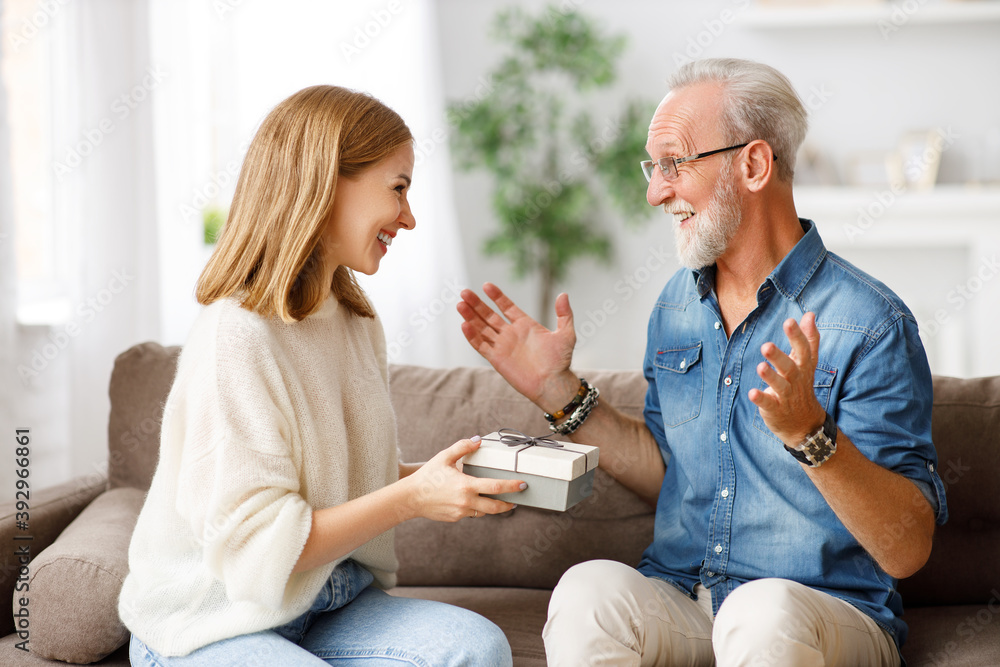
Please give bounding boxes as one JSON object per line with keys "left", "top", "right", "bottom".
{"left": 471, "top": 435, "right": 481, "bottom": 443}
{"left": 519, "top": 482, "right": 528, "bottom": 490}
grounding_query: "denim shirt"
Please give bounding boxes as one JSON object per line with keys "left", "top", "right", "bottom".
{"left": 636, "top": 219, "right": 948, "bottom": 650}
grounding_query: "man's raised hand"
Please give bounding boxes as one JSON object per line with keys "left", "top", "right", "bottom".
{"left": 457, "top": 282, "right": 577, "bottom": 406}
{"left": 747, "top": 312, "right": 827, "bottom": 447}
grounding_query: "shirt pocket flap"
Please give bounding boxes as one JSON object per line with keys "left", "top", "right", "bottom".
{"left": 814, "top": 363, "right": 837, "bottom": 388}
{"left": 655, "top": 343, "right": 703, "bottom": 374}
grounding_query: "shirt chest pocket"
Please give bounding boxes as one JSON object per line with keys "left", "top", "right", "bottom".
{"left": 654, "top": 342, "right": 704, "bottom": 428}
{"left": 752, "top": 362, "right": 838, "bottom": 443}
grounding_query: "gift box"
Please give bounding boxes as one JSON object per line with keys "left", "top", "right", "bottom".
{"left": 462, "top": 429, "right": 599, "bottom": 512}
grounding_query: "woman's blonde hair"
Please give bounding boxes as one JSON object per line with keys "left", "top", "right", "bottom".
{"left": 196, "top": 85, "right": 412, "bottom": 321}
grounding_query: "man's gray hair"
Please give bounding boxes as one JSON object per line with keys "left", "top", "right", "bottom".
{"left": 667, "top": 59, "right": 807, "bottom": 183}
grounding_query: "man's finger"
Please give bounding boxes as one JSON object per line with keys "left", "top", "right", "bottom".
{"left": 748, "top": 387, "right": 779, "bottom": 411}
{"left": 460, "top": 289, "right": 508, "bottom": 333}
{"left": 484, "top": 282, "right": 531, "bottom": 325}
{"left": 801, "top": 312, "right": 821, "bottom": 358}
{"left": 783, "top": 318, "right": 813, "bottom": 367}
{"left": 554, "top": 292, "right": 575, "bottom": 336}
{"left": 756, "top": 359, "right": 790, "bottom": 394}
{"left": 460, "top": 321, "right": 491, "bottom": 353}
{"left": 761, "top": 342, "right": 796, "bottom": 378}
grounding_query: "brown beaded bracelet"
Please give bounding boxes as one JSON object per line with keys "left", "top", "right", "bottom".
{"left": 544, "top": 378, "right": 589, "bottom": 422}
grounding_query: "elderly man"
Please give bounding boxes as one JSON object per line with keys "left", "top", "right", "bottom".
{"left": 457, "top": 58, "right": 948, "bottom": 666}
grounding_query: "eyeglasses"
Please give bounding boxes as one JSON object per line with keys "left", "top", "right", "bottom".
{"left": 640, "top": 143, "right": 750, "bottom": 182}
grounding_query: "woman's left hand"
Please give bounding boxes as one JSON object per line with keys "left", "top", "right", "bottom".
{"left": 400, "top": 438, "right": 526, "bottom": 522}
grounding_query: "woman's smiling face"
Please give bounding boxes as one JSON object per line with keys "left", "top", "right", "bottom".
{"left": 324, "top": 143, "right": 416, "bottom": 276}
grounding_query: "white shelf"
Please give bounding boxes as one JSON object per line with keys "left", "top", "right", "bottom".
{"left": 741, "top": 1, "right": 1000, "bottom": 28}
{"left": 794, "top": 184, "right": 1000, "bottom": 219}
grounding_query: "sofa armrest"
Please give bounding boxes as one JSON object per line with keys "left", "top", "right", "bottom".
{"left": 0, "top": 473, "right": 107, "bottom": 636}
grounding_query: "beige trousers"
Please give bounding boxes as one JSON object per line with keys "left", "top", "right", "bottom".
{"left": 542, "top": 560, "right": 899, "bottom": 667}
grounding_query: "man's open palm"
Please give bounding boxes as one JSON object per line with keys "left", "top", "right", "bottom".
{"left": 457, "top": 283, "right": 576, "bottom": 405}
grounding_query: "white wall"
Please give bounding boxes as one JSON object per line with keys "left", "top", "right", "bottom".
{"left": 434, "top": 0, "right": 1000, "bottom": 373}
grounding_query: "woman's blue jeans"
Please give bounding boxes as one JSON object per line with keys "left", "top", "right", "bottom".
{"left": 129, "top": 560, "right": 512, "bottom": 666}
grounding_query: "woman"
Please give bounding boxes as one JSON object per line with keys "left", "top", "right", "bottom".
{"left": 119, "top": 85, "right": 525, "bottom": 666}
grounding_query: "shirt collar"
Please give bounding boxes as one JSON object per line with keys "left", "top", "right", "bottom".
{"left": 767, "top": 218, "right": 826, "bottom": 301}
{"left": 689, "top": 218, "right": 827, "bottom": 302}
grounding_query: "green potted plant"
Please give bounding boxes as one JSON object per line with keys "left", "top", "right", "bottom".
{"left": 448, "top": 5, "right": 654, "bottom": 326}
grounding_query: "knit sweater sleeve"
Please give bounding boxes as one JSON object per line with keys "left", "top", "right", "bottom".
{"left": 172, "top": 311, "right": 314, "bottom": 611}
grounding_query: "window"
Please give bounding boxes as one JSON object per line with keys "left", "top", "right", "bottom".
{"left": 1, "top": 0, "right": 72, "bottom": 323}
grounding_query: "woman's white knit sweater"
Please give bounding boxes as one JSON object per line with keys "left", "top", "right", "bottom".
{"left": 118, "top": 293, "right": 399, "bottom": 657}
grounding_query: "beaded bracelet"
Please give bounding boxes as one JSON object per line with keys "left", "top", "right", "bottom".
{"left": 543, "top": 378, "right": 589, "bottom": 423}
{"left": 549, "top": 384, "right": 599, "bottom": 436}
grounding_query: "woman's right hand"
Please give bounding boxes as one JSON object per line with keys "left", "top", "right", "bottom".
{"left": 402, "top": 437, "right": 526, "bottom": 522}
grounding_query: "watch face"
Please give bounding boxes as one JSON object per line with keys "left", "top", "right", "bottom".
{"left": 804, "top": 436, "right": 835, "bottom": 466}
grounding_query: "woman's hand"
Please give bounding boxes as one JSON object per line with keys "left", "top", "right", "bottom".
{"left": 401, "top": 437, "right": 526, "bottom": 522}
{"left": 458, "top": 283, "right": 578, "bottom": 408}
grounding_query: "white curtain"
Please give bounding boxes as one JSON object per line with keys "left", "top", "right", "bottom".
{"left": 12, "top": 0, "right": 162, "bottom": 487}
{"left": 0, "top": 0, "right": 23, "bottom": 497}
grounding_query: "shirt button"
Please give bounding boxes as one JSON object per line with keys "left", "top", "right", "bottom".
{"left": 680, "top": 359, "right": 686, "bottom": 370}
{"left": 714, "top": 544, "right": 723, "bottom": 554}
{"left": 707, "top": 571, "right": 715, "bottom": 577}
{"left": 720, "top": 432, "right": 727, "bottom": 442}
{"left": 714, "top": 321, "right": 722, "bottom": 330}
{"left": 724, "top": 376, "right": 732, "bottom": 386}
{"left": 929, "top": 463, "right": 936, "bottom": 472}
{"left": 721, "top": 488, "right": 729, "bottom": 498}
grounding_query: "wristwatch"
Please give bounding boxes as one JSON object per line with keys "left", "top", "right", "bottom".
{"left": 784, "top": 412, "right": 838, "bottom": 468}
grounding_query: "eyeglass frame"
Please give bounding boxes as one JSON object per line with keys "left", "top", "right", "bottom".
{"left": 640, "top": 142, "right": 755, "bottom": 183}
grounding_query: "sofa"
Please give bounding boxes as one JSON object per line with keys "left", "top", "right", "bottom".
{"left": 2, "top": 341, "right": 999, "bottom": 666}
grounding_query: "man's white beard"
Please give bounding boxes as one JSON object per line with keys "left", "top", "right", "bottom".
{"left": 673, "top": 164, "right": 742, "bottom": 270}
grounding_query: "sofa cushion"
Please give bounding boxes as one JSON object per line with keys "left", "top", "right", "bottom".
{"left": 107, "top": 342, "right": 181, "bottom": 491}
{"left": 390, "top": 364, "right": 655, "bottom": 589}
{"left": 19, "top": 487, "right": 145, "bottom": 663}
{"left": 898, "top": 375, "right": 1000, "bottom": 607}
